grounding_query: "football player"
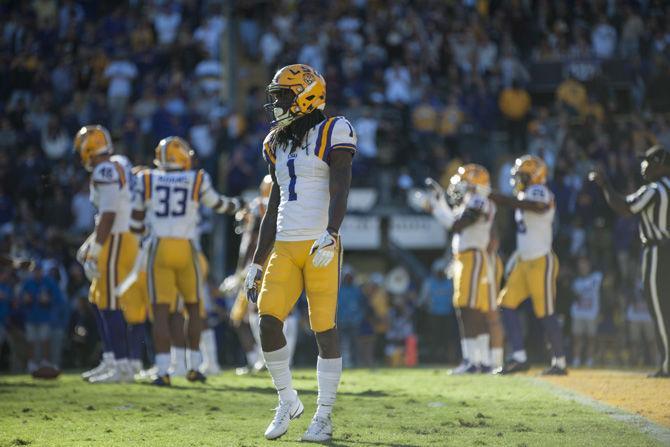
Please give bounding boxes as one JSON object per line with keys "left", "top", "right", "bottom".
{"left": 428, "top": 165, "right": 497, "bottom": 373}
{"left": 490, "top": 155, "right": 567, "bottom": 375}
{"left": 131, "top": 137, "right": 242, "bottom": 386}
{"left": 74, "top": 125, "right": 142, "bottom": 383}
{"left": 244, "top": 64, "right": 355, "bottom": 442}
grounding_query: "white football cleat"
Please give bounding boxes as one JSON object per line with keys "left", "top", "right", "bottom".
{"left": 264, "top": 392, "right": 304, "bottom": 440}
{"left": 88, "top": 367, "right": 122, "bottom": 383}
{"left": 89, "top": 366, "right": 134, "bottom": 384}
{"left": 82, "top": 361, "right": 111, "bottom": 380}
{"left": 301, "top": 415, "right": 333, "bottom": 442}
{"left": 136, "top": 365, "right": 158, "bottom": 380}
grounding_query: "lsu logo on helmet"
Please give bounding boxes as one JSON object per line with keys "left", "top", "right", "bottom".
{"left": 265, "top": 64, "right": 326, "bottom": 127}
{"left": 74, "top": 125, "right": 113, "bottom": 172}
{"left": 510, "top": 155, "right": 547, "bottom": 193}
{"left": 154, "top": 137, "right": 194, "bottom": 171}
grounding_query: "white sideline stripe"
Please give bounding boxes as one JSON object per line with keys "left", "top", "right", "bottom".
{"left": 531, "top": 378, "right": 670, "bottom": 445}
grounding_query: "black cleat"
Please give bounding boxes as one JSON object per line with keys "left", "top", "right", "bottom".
{"left": 495, "top": 360, "right": 530, "bottom": 375}
{"left": 151, "top": 374, "right": 171, "bottom": 386}
{"left": 647, "top": 369, "right": 670, "bottom": 378}
{"left": 541, "top": 365, "right": 568, "bottom": 376}
{"left": 186, "top": 369, "right": 207, "bottom": 383}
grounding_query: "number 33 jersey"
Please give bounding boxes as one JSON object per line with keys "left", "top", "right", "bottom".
{"left": 135, "top": 168, "right": 220, "bottom": 240}
{"left": 263, "top": 116, "right": 357, "bottom": 241}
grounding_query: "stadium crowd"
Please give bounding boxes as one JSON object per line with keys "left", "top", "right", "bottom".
{"left": 1, "top": 0, "right": 669, "bottom": 371}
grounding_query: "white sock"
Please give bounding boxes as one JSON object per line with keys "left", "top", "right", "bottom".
{"left": 460, "top": 339, "right": 469, "bottom": 362}
{"left": 156, "top": 353, "right": 171, "bottom": 375}
{"left": 464, "top": 338, "right": 479, "bottom": 365}
{"left": 316, "top": 356, "right": 342, "bottom": 419}
{"left": 477, "top": 334, "right": 491, "bottom": 367}
{"left": 186, "top": 349, "right": 202, "bottom": 371}
{"left": 263, "top": 345, "right": 295, "bottom": 403}
{"left": 491, "top": 348, "right": 504, "bottom": 369}
{"left": 199, "top": 329, "right": 218, "bottom": 367}
{"left": 512, "top": 350, "right": 527, "bottom": 363}
{"left": 171, "top": 347, "right": 186, "bottom": 370}
{"left": 246, "top": 350, "right": 259, "bottom": 368}
{"left": 552, "top": 356, "right": 567, "bottom": 369}
{"left": 102, "top": 351, "right": 115, "bottom": 365}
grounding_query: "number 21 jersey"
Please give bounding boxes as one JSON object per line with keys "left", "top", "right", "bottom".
{"left": 263, "top": 116, "right": 357, "bottom": 241}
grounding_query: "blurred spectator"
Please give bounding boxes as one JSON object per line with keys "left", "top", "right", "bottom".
{"left": 104, "top": 51, "right": 138, "bottom": 129}
{"left": 337, "top": 266, "right": 365, "bottom": 368}
{"left": 570, "top": 257, "right": 603, "bottom": 368}
{"left": 19, "top": 264, "right": 64, "bottom": 372}
{"left": 41, "top": 117, "right": 70, "bottom": 160}
{"left": 0, "top": 267, "right": 12, "bottom": 352}
{"left": 591, "top": 16, "right": 617, "bottom": 59}
{"left": 364, "top": 273, "right": 389, "bottom": 364}
{"left": 418, "top": 258, "right": 454, "bottom": 363}
{"left": 499, "top": 80, "right": 531, "bottom": 153}
{"left": 385, "top": 296, "right": 414, "bottom": 367}
{"left": 626, "top": 290, "right": 656, "bottom": 367}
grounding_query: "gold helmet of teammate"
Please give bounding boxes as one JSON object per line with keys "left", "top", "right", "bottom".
{"left": 458, "top": 164, "right": 490, "bottom": 188}
{"left": 74, "top": 125, "right": 113, "bottom": 172}
{"left": 510, "top": 155, "right": 547, "bottom": 193}
{"left": 154, "top": 137, "right": 193, "bottom": 170}
{"left": 265, "top": 64, "right": 326, "bottom": 127}
{"left": 448, "top": 164, "right": 490, "bottom": 205}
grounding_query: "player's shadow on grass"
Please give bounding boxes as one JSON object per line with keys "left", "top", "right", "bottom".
{"left": 162, "top": 383, "right": 389, "bottom": 398}
{"left": 283, "top": 440, "right": 421, "bottom": 447}
{"left": 0, "top": 381, "right": 59, "bottom": 389}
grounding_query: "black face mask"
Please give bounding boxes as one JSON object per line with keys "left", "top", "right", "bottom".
{"left": 264, "top": 87, "right": 296, "bottom": 125}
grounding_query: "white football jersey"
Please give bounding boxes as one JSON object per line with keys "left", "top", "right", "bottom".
{"left": 89, "top": 155, "right": 133, "bottom": 234}
{"left": 263, "top": 116, "right": 357, "bottom": 241}
{"left": 136, "top": 168, "right": 223, "bottom": 239}
{"left": 515, "top": 184, "right": 555, "bottom": 260}
{"left": 451, "top": 192, "right": 495, "bottom": 253}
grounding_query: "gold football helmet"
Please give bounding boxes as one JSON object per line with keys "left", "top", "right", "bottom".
{"left": 265, "top": 64, "right": 326, "bottom": 127}
{"left": 154, "top": 137, "right": 193, "bottom": 170}
{"left": 74, "top": 125, "right": 113, "bottom": 171}
{"left": 510, "top": 155, "right": 547, "bottom": 193}
{"left": 458, "top": 164, "right": 490, "bottom": 188}
{"left": 448, "top": 164, "right": 490, "bottom": 204}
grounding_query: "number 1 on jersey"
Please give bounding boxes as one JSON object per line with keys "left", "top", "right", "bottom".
{"left": 287, "top": 158, "right": 297, "bottom": 201}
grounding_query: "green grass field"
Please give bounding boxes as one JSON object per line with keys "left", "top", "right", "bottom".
{"left": 0, "top": 369, "right": 663, "bottom": 447}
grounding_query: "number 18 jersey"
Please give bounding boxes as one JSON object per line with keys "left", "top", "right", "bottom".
{"left": 263, "top": 116, "right": 357, "bottom": 241}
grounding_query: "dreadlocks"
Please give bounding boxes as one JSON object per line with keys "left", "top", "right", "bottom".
{"left": 269, "top": 110, "right": 327, "bottom": 154}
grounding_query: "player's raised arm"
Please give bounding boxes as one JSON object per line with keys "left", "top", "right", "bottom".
{"left": 198, "top": 170, "right": 244, "bottom": 215}
{"left": 589, "top": 167, "right": 636, "bottom": 217}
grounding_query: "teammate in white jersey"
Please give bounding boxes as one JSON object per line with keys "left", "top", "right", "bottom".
{"left": 74, "top": 125, "right": 144, "bottom": 383}
{"left": 244, "top": 64, "right": 356, "bottom": 442}
{"left": 490, "top": 155, "right": 567, "bottom": 375}
{"left": 132, "top": 137, "right": 242, "bottom": 386}
{"left": 428, "top": 164, "right": 499, "bottom": 373}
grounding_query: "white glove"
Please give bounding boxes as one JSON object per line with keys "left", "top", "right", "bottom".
{"left": 244, "top": 263, "right": 263, "bottom": 303}
{"left": 310, "top": 231, "right": 338, "bottom": 268}
{"left": 76, "top": 234, "right": 94, "bottom": 266}
{"left": 83, "top": 242, "right": 102, "bottom": 281}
